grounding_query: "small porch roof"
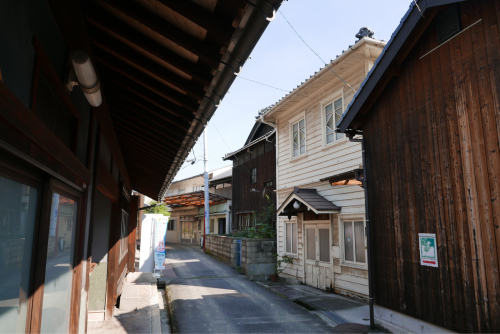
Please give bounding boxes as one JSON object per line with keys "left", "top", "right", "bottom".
{"left": 277, "top": 187, "right": 341, "bottom": 217}
{"left": 164, "top": 191, "right": 228, "bottom": 209}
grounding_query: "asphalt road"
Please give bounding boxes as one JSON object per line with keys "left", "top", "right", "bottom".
{"left": 165, "top": 244, "right": 335, "bottom": 333}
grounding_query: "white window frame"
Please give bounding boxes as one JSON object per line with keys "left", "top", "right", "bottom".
{"left": 284, "top": 218, "right": 298, "bottom": 257}
{"left": 339, "top": 216, "right": 367, "bottom": 268}
{"left": 288, "top": 111, "right": 307, "bottom": 160}
{"left": 321, "top": 89, "right": 346, "bottom": 147}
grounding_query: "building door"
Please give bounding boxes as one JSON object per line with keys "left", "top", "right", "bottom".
{"left": 304, "top": 223, "right": 331, "bottom": 290}
{"left": 218, "top": 218, "right": 226, "bottom": 235}
{"left": 181, "top": 221, "right": 194, "bottom": 242}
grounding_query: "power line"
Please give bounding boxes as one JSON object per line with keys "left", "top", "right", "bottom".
{"left": 278, "top": 9, "right": 356, "bottom": 93}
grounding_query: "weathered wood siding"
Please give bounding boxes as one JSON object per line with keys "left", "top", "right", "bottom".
{"left": 232, "top": 139, "right": 276, "bottom": 229}
{"left": 362, "top": 1, "right": 500, "bottom": 331}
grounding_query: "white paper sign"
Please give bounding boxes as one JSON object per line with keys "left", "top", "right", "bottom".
{"left": 419, "top": 233, "right": 438, "bottom": 267}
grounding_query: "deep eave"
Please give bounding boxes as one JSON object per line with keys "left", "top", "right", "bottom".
{"left": 337, "top": 0, "right": 466, "bottom": 133}
{"left": 77, "top": 0, "right": 282, "bottom": 199}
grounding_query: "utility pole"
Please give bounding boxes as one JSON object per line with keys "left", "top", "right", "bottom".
{"left": 203, "top": 128, "right": 209, "bottom": 252}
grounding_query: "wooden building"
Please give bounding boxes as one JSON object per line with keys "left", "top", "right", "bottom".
{"left": 223, "top": 121, "right": 276, "bottom": 231}
{"left": 0, "top": 0, "right": 278, "bottom": 332}
{"left": 337, "top": 0, "right": 500, "bottom": 332}
{"left": 260, "top": 35, "right": 385, "bottom": 296}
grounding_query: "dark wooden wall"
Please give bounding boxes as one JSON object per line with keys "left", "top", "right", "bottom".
{"left": 362, "top": 1, "right": 500, "bottom": 332}
{"left": 231, "top": 138, "right": 276, "bottom": 230}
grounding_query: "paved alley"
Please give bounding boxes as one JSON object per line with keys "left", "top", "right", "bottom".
{"left": 165, "top": 244, "right": 336, "bottom": 333}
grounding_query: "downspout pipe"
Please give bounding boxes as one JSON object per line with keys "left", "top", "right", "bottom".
{"left": 348, "top": 131, "right": 375, "bottom": 329}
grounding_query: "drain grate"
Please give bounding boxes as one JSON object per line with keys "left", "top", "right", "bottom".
{"left": 322, "top": 311, "right": 347, "bottom": 324}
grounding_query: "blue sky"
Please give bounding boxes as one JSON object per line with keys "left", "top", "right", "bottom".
{"left": 174, "top": 0, "right": 411, "bottom": 181}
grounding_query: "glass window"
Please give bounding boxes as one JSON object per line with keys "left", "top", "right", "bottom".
{"left": 306, "top": 229, "right": 316, "bottom": 260}
{"left": 264, "top": 180, "right": 273, "bottom": 188}
{"left": 167, "top": 219, "right": 175, "bottom": 231}
{"left": 343, "top": 220, "right": 365, "bottom": 264}
{"left": 285, "top": 222, "right": 297, "bottom": 255}
{"left": 210, "top": 219, "right": 215, "bottom": 233}
{"left": 292, "top": 119, "right": 306, "bottom": 157}
{"left": 325, "top": 98, "right": 344, "bottom": 144}
{"left": 319, "top": 229, "right": 330, "bottom": 262}
{"left": 251, "top": 168, "right": 257, "bottom": 184}
{"left": 0, "top": 175, "right": 38, "bottom": 333}
{"left": 40, "top": 193, "right": 77, "bottom": 334}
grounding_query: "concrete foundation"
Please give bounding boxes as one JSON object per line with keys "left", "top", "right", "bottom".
{"left": 374, "top": 305, "right": 454, "bottom": 333}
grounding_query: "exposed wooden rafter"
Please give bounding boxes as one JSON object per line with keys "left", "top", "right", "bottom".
{"left": 92, "top": 35, "right": 205, "bottom": 101}
{"left": 86, "top": 10, "right": 214, "bottom": 84}
{"left": 94, "top": 0, "right": 223, "bottom": 66}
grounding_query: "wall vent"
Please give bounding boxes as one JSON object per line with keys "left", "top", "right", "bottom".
{"left": 436, "top": 6, "right": 461, "bottom": 44}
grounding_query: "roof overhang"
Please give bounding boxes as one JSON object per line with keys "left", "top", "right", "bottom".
{"left": 223, "top": 129, "right": 275, "bottom": 160}
{"left": 261, "top": 37, "right": 386, "bottom": 121}
{"left": 164, "top": 190, "right": 228, "bottom": 208}
{"left": 76, "top": 0, "right": 282, "bottom": 199}
{"left": 337, "top": 0, "right": 466, "bottom": 133}
{"left": 277, "top": 187, "right": 340, "bottom": 217}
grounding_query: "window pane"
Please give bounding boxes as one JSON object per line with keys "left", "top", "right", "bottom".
{"left": 326, "top": 115, "right": 334, "bottom": 134}
{"left": 307, "top": 229, "right": 316, "bottom": 260}
{"left": 354, "top": 221, "right": 366, "bottom": 263}
{"left": 326, "top": 134, "right": 334, "bottom": 144}
{"left": 286, "top": 223, "right": 291, "bottom": 253}
{"left": 325, "top": 103, "right": 333, "bottom": 115}
{"left": 344, "top": 222, "right": 354, "bottom": 262}
{"left": 334, "top": 98, "right": 342, "bottom": 110}
{"left": 0, "top": 176, "right": 38, "bottom": 333}
{"left": 293, "top": 123, "right": 298, "bottom": 132}
{"left": 335, "top": 112, "right": 344, "bottom": 140}
{"left": 319, "top": 229, "right": 330, "bottom": 262}
{"left": 292, "top": 223, "right": 297, "bottom": 254}
{"left": 300, "top": 146, "right": 305, "bottom": 154}
{"left": 294, "top": 149, "right": 299, "bottom": 157}
{"left": 299, "top": 119, "right": 304, "bottom": 129}
{"left": 41, "top": 193, "right": 77, "bottom": 334}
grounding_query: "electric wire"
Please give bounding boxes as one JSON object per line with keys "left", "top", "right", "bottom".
{"left": 239, "top": 76, "right": 345, "bottom": 117}
{"left": 278, "top": 9, "right": 357, "bottom": 93}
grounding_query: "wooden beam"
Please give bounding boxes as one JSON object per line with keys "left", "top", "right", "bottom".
{"left": 103, "top": 87, "right": 190, "bottom": 131}
{"left": 96, "top": 158, "right": 119, "bottom": 202}
{"left": 0, "top": 81, "right": 91, "bottom": 184}
{"left": 112, "top": 130, "right": 177, "bottom": 164}
{"left": 106, "top": 97, "right": 186, "bottom": 136}
{"left": 108, "top": 106, "right": 183, "bottom": 146}
{"left": 96, "top": 0, "right": 222, "bottom": 65}
{"left": 92, "top": 35, "right": 205, "bottom": 101}
{"left": 101, "top": 79, "right": 193, "bottom": 122}
{"left": 85, "top": 10, "right": 214, "bottom": 84}
{"left": 113, "top": 126, "right": 179, "bottom": 158}
{"left": 105, "top": 200, "right": 120, "bottom": 320}
{"left": 97, "top": 53, "right": 199, "bottom": 112}
{"left": 156, "top": 0, "right": 235, "bottom": 46}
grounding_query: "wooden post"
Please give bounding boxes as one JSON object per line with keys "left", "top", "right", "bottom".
{"left": 128, "top": 195, "right": 139, "bottom": 272}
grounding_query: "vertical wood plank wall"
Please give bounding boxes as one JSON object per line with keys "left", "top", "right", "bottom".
{"left": 232, "top": 144, "right": 276, "bottom": 228}
{"left": 362, "top": 1, "right": 500, "bottom": 331}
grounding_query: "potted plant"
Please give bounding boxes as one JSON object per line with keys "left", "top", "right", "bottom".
{"left": 271, "top": 254, "right": 293, "bottom": 282}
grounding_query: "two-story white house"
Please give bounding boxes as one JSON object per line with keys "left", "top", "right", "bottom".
{"left": 261, "top": 32, "right": 385, "bottom": 298}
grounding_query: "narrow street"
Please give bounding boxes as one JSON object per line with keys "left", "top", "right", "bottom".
{"left": 165, "top": 244, "right": 336, "bottom": 333}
